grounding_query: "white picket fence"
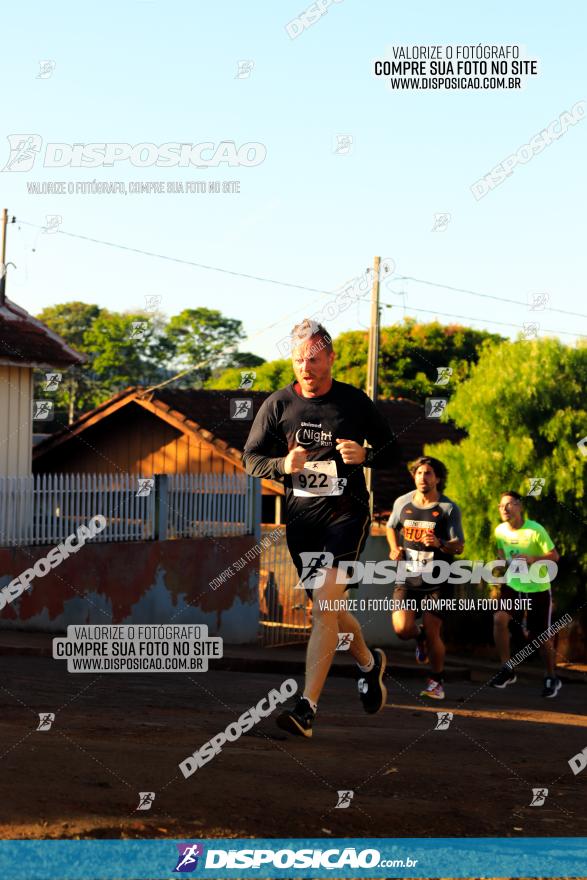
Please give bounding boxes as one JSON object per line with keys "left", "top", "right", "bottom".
{"left": 167, "top": 473, "right": 253, "bottom": 538}
{"left": 0, "top": 474, "right": 156, "bottom": 546}
{"left": 0, "top": 473, "right": 256, "bottom": 547}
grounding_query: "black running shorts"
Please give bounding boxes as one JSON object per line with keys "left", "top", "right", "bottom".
{"left": 286, "top": 512, "right": 370, "bottom": 599}
{"left": 499, "top": 584, "right": 553, "bottom": 641}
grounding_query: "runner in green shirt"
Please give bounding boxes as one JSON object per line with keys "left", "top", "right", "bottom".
{"left": 489, "top": 491, "right": 561, "bottom": 698}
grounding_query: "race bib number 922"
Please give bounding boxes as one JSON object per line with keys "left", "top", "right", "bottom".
{"left": 292, "top": 460, "right": 344, "bottom": 497}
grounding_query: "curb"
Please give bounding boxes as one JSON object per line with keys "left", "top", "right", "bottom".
{"left": 0, "top": 640, "right": 584, "bottom": 684}
{"left": 215, "top": 654, "right": 472, "bottom": 682}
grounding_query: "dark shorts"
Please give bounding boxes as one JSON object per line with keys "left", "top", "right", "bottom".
{"left": 286, "top": 512, "right": 370, "bottom": 600}
{"left": 499, "top": 584, "right": 553, "bottom": 641}
{"left": 392, "top": 583, "right": 455, "bottom": 620}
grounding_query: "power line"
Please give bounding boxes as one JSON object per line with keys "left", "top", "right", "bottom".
{"left": 396, "top": 274, "right": 587, "bottom": 320}
{"left": 15, "top": 218, "right": 381, "bottom": 350}
{"left": 17, "top": 219, "right": 337, "bottom": 298}
{"left": 16, "top": 218, "right": 585, "bottom": 337}
{"left": 16, "top": 219, "right": 368, "bottom": 352}
{"left": 378, "top": 299, "right": 585, "bottom": 339}
{"left": 19, "top": 218, "right": 586, "bottom": 319}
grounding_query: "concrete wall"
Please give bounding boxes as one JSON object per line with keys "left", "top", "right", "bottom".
{"left": 355, "top": 535, "right": 402, "bottom": 648}
{"left": 0, "top": 536, "right": 259, "bottom": 643}
{"left": 0, "top": 365, "right": 32, "bottom": 476}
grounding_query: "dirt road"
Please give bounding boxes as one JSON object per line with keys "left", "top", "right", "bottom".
{"left": 0, "top": 655, "right": 585, "bottom": 841}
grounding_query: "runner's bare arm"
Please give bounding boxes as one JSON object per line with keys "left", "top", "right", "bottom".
{"left": 511, "top": 548, "right": 559, "bottom": 565}
{"left": 486, "top": 548, "right": 505, "bottom": 580}
{"left": 283, "top": 446, "right": 308, "bottom": 474}
{"left": 386, "top": 495, "right": 406, "bottom": 559}
{"left": 422, "top": 533, "right": 464, "bottom": 554}
{"left": 335, "top": 438, "right": 366, "bottom": 464}
{"left": 421, "top": 502, "right": 464, "bottom": 554}
{"left": 386, "top": 526, "right": 404, "bottom": 560}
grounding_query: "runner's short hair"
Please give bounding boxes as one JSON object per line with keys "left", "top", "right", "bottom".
{"left": 409, "top": 456, "right": 448, "bottom": 492}
{"left": 290, "top": 319, "right": 333, "bottom": 355}
{"left": 500, "top": 490, "right": 523, "bottom": 503}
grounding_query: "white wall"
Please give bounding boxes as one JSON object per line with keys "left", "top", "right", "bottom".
{"left": 0, "top": 365, "right": 32, "bottom": 476}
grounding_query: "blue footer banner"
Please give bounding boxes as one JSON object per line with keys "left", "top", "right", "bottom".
{"left": 0, "top": 838, "right": 586, "bottom": 879}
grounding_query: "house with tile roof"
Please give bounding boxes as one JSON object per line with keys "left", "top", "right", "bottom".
{"left": 33, "top": 386, "right": 465, "bottom": 523}
{"left": 0, "top": 297, "right": 85, "bottom": 476}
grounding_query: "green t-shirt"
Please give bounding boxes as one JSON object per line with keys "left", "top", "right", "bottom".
{"left": 494, "top": 519, "right": 555, "bottom": 593}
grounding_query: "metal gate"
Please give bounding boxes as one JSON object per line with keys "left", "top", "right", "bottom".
{"left": 259, "top": 524, "right": 312, "bottom": 646}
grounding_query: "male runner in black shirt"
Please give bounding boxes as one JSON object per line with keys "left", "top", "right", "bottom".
{"left": 243, "top": 319, "right": 396, "bottom": 737}
{"left": 386, "top": 457, "right": 464, "bottom": 700}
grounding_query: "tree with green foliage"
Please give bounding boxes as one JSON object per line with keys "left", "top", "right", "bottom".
{"left": 209, "top": 357, "right": 292, "bottom": 391}
{"left": 164, "top": 308, "right": 245, "bottom": 387}
{"left": 210, "top": 318, "right": 501, "bottom": 398}
{"left": 351, "top": 318, "right": 502, "bottom": 399}
{"left": 35, "top": 302, "right": 250, "bottom": 421}
{"left": 207, "top": 350, "right": 266, "bottom": 385}
{"left": 35, "top": 304, "right": 172, "bottom": 422}
{"left": 228, "top": 351, "right": 266, "bottom": 369}
{"left": 427, "top": 337, "right": 587, "bottom": 611}
{"left": 37, "top": 301, "right": 102, "bottom": 349}
{"left": 82, "top": 310, "right": 172, "bottom": 388}
{"left": 36, "top": 302, "right": 105, "bottom": 422}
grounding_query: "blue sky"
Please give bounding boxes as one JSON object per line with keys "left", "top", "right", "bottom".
{"left": 1, "top": 0, "right": 585, "bottom": 361}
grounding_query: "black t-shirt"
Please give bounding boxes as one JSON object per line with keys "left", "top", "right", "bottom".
{"left": 243, "top": 379, "right": 397, "bottom": 525}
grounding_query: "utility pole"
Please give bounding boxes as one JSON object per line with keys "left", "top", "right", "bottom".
{"left": 364, "top": 256, "right": 381, "bottom": 517}
{"left": 0, "top": 209, "right": 8, "bottom": 306}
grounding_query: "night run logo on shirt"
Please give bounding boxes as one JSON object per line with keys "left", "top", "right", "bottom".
{"left": 295, "top": 422, "right": 333, "bottom": 447}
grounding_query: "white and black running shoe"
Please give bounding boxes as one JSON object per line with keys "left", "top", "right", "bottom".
{"left": 357, "top": 648, "right": 388, "bottom": 714}
{"left": 542, "top": 676, "right": 562, "bottom": 698}
{"left": 489, "top": 666, "right": 517, "bottom": 689}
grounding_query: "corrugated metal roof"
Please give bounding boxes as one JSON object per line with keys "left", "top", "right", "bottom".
{"left": 0, "top": 298, "right": 85, "bottom": 368}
